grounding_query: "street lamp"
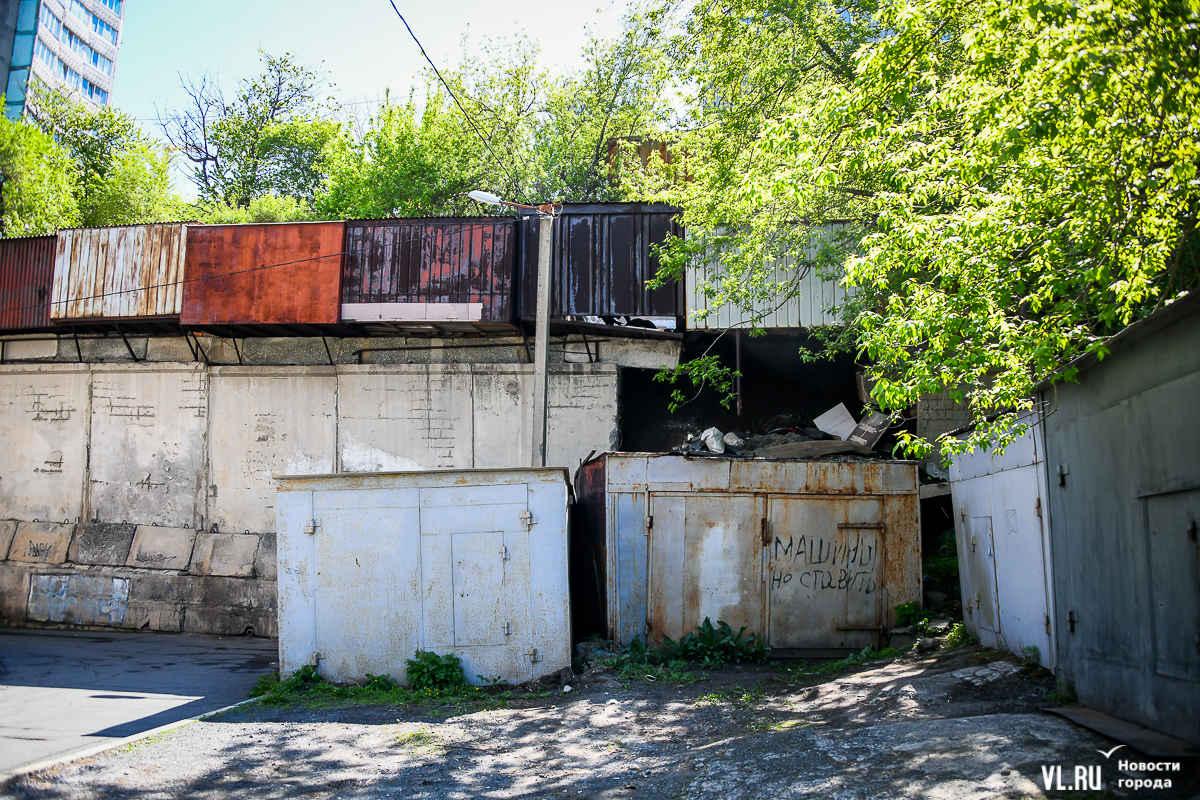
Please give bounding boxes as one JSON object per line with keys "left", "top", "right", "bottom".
{"left": 471, "top": 189, "right": 555, "bottom": 468}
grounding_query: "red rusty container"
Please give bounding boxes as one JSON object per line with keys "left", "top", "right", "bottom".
{"left": 181, "top": 222, "right": 345, "bottom": 326}
{"left": 0, "top": 235, "right": 56, "bottom": 330}
{"left": 341, "top": 218, "right": 517, "bottom": 332}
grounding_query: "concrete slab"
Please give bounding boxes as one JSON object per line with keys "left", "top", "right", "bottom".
{"left": 126, "top": 526, "right": 196, "bottom": 570}
{"left": 188, "top": 532, "right": 260, "bottom": 577}
{"left": 67, "top": 522, "right": 136, "bottom": 566}
{"left": 254, "top": 533, "right": 276, "bottom": 581}
{"left": 0, "top": 628, "right": 276, "bottom": 775}
{"left": 0, "top": 562, "right": 31, "bottom": 621}
{"left": 0, "top": 519, "right": 17, "bottom": 559}
{"left": 7, "top": 522, "right": 74, "bottom": 564}
{"left": 26, "top": 573, "right": 129, "bottom": 625}
{"left": 0, "top": 366, "right": 89, "bottom": 522}
{"left": 86, "top": 366, "right": 207, "bottom": 529}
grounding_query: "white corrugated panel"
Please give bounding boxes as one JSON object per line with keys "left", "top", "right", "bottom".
{"left": 686, "top": 225, "right": 854, "bottom": 330}
{"left": 275, "top": 468, "right": 572, "bottom": 686}
{"left": 51, "top": 224, "right": 188, "bottom": 319}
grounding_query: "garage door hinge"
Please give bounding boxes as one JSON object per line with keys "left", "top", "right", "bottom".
{"left": 646, "top": 515, "right": 653, "bottom": 534}
{"left": 502, "top": 620, "right": 511, "bottom": 636}
{"left": 519, "top": 510, "right": 536, "bottom": 530}
{"left": 1044, "top": 613, "right": 1051, "bottom": 634}
{"left": 525, "top": 648, "right": 542, "bottom": 663}
{"left": 1035, "top": 497, "right": 1042, "bottom": 518}
{"left": 760, "top": 518, "right": 770, "bottom": 546}
{"left": 499, "top": 544, "right": 509, "bottom": 561}
{"left": 312, "top": 651, "right": 324, "bottom": 665}
{"left": 304, "top": 519, "right": 321, "bottom": 535}
{"left": 970, "top": 535, "right": 977, "bottom": 552}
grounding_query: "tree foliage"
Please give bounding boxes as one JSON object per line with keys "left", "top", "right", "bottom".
{"left": 639, "top": 0, "right": 1200, "bottom": 456}
{"left": 0, "top": 97, "right": 78, "bottom": 236}
{"left": 161, "top": 51, "right": 340, "bottom": 207}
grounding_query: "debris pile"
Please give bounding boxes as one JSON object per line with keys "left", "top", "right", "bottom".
{"left": 670, "top": 403, "right": 891, "bottom": 459}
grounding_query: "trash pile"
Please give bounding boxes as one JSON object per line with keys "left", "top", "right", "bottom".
{"left": 671, "top": 403, "right": 891, "bottom": 459}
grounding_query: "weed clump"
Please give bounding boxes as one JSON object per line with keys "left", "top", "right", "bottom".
{"left": 245, "top": 655, "right": 493, "bottom": 708}
{"left": 601, "top": 617, "right": 768, "bottom": 682}
{"left": 405, "top": 650, "right": 467, "bottom": 693}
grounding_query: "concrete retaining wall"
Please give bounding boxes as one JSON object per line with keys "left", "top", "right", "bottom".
{"left": 0, "top": 520, "right": 276, "bottom": 636}
{"left": 0, "top": 360, "right": 619, "bottom": 636}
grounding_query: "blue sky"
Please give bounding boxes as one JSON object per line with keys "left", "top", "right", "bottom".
{"left": 111, "top": 0, "right": 631, "bottom": 192}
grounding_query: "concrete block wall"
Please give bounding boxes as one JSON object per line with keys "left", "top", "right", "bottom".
{"left": 0, "top": 520, "right": 276, "bottom": 636}
{"left": 0, "top": 357, "right": 621, "bottom": 636}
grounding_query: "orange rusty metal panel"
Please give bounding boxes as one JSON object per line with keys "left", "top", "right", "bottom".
{"left": 0, "top": 235, "right": 56, "bottom": 330}
{"left": 50, "top": 224, "right": 189, "bottom": 320}
{"left": 181, "top": 222, "right": 344, "bottom": 326}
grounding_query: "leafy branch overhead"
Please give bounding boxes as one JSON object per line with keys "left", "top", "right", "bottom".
{"left": 636, "top": 0, "right": 1200, "bottom": 457}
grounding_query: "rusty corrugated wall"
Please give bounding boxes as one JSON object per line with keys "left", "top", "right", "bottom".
{"left": 518, "top": 204, "right": 684, "bottom": 321}
{"left": 0, "top": 235, "right": 56, "bottom": 330}
{"left": 181, "top": 222, "right": 344, "bottom": 326}
{"left": 50, "top": 225, "right": 189, "bottom": 320}
{"left": 341, "top": 218, "right": 516, "bottom": 327}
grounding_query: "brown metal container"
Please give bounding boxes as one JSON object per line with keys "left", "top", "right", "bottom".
{"left": 51, "top": 224, "right": 189, "bottom": 320}
{"left": 181, "top": 222, "right": 345, "bottom": 326}
{"left": 518, "top": 204, "right": 684, "bottom": 324}
{"left": 0, "top": 235, "right": 56, "bottom": 330}
{"left": 341, "top": 218, "right": 517, "bottom": 332}
{"left": 574, "top": 453, "right": 921, "bottom": 656}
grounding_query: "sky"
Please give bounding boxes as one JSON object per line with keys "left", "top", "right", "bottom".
{"left": 110, "top": 0, "right": 633, "bottom": 194}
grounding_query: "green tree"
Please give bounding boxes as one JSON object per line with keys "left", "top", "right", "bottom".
{"left": 640, "top": 0, "right": 1200, "bottom": 456}
{"left": 162, "top": 51, "right": 340, "bottom": 206}
{"left": 0, "top": 99, "right": 78, "bottom": 236}
{"left": 30, "top": 84, "right": 183, "bottom": 227}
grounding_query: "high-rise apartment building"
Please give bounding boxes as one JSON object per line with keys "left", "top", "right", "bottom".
{"left": 0, "top": 0, "right": 122, "bottom": 119}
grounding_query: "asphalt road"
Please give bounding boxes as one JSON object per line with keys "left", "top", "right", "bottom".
{"left": 0, "top": 628, "right": 277, "bottom": 776}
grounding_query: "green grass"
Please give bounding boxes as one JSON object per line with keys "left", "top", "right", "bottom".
{"left": 247, "top": 666, "right": 511, "bottom": 711}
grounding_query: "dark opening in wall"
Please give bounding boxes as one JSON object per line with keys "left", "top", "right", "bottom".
{"left": 617, "top": 330, "right": 864, "bottom": 453}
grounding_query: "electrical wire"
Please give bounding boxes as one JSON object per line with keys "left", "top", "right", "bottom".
{"left": 0, "top": 221, "right": 514, "bottom": 319}
{"left": 385, "top": 0, "right": 530, "bottom": 206}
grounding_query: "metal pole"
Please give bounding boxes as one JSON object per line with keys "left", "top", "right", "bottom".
{"left": 532, "top": 213, "right": 553, "bottom": 467}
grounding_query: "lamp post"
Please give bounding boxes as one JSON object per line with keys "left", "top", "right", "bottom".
{"left": 470, "top": 191, "right": 556, "bottom": 468}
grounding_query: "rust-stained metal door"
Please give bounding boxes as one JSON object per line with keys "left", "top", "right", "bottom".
{"left": 420, "top": 483, "right": 535, "bottom": 684}
{"left": 646, "top": 492, "right": 766, "bottom": 644}
{"left": 765, "top": 496, "right": 884, "bottom": 652}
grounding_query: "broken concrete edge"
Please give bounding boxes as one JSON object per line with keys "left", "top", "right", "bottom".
{"left": 0, "top": 696, "right": 260, "bottom": 792}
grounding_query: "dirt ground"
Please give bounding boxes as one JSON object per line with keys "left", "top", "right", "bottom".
{"left": 5, "top": 644, "right": 1198, "bottom": 800}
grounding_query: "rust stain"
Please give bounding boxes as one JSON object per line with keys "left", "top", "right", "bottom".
{"left": 181, "top": 222, "right": 344, "bottom": 325}
{"left": 0, "top": 235, "right": 56, "bottom": 329}
{"left": 50, "top": 224, "right": 189, "bottom": 320}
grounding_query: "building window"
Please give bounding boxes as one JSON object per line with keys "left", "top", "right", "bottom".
{"left": 34, "top": 37, "right": 55, "bottom": 67}
{"left": 90, "top": 50, "right": 112, "bottom": 75}
{"left": 39, "top": 4, "right": 63, "bottom": 38}
{"left": 82, "top": 78, "right": 107, "bottom": 104}
{"left": 98, "top": 0, "right": 122, "bottom": 16}
{"left": 92, "top": 15, "right": 117, "bottom": 45}
{"left": 68, "top": 0, "right": 88, "bottom": 23}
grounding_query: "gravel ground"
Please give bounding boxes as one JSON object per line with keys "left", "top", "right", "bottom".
{"left": 5, "top": 645, "right": 1198, "bottom": 799}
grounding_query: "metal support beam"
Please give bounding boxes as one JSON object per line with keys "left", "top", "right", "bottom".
{"left": 114, "top": 323, "right": 140, "bottom": 362}
{"left": 531, "top": 214, "right": 553, "bottom": 467}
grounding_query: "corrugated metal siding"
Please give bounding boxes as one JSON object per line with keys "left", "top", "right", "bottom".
{"left": 519, "top": 204, "right": 684, "bottom": 320}
{"left": 50, "top": 225, "right": 188, "bottom": 320}
{"left": 0, "top": 235, "right": 56, "bottom": 329}
{"left": 342, "top": 218, "right": 516, "bottom": 324}
{"left": 687, "top": 226, "right": 853, "bottom": 330}
{"left": 180, "top": 222, "right": 344, "bottom": 326}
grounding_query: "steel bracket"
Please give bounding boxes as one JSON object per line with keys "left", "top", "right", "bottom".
{"left": 304, "top": 519, "right": 321, "bottom": 536}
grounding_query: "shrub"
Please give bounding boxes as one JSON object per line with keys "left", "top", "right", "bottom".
{"left": 405, "top": 650, "right": 467, "bottom": 692}
{"left": 660, "top": 618, "right": 768, "bottom": 668}
{"left": 895, "top": 602, "right": 937, "bottom": 628}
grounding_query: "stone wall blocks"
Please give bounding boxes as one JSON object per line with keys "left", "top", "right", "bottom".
{"left": 127, "top": 526, "right": 197, "bottom": 570}
{"left": 0, "top": 519, "right": 17, "bottom": 559}
{"left": 189, "top": 532, "right": 261, "bottom": 577}
{"left": 8, "top": 522, "right": 74, "bottom": 564}
{"left": 67, "top": 522, "right": 137, "bottom": 566}
{"left": 0, "top": 562, "right": 32, "bottom": 621}
{"left": 255, "top": 534, "right": 277, "bottom": 581}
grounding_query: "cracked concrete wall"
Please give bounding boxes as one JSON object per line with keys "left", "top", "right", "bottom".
{"left": 0, "top": 362, "right": 618, "bottom": 536}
